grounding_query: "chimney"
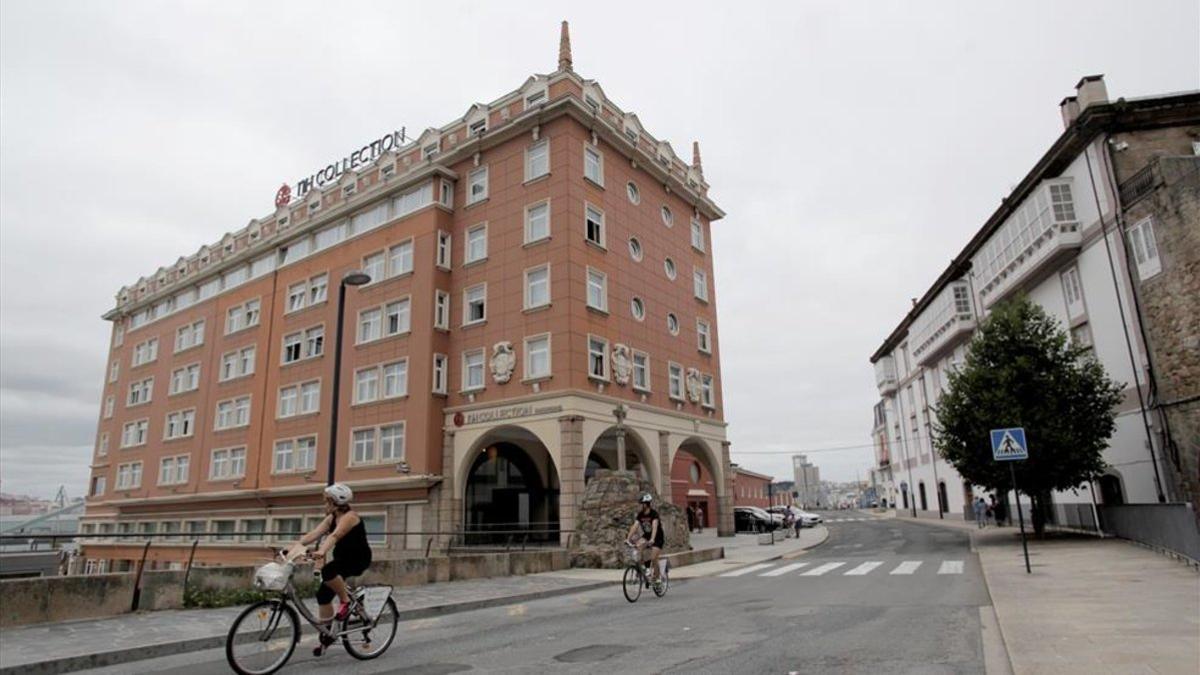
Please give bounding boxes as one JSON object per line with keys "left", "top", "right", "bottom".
{"left": 692, "top": 141, "right": 703, "bottom": 173}
{"left": 1059, "top": 96, "right": 1080, "bottom": 129}
{"left": 1075, "top": 74, "right": 1108, "bottom": 111}
{"left": 557, "top": 21, "right": 573, "bottom": 72}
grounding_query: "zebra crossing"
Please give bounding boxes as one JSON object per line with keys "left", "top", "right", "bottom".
{"left": 824, "top": 517, "right": 873, "bottom": 523}
{"left": 717, "top": 559, "right": 965, "bottom": 579}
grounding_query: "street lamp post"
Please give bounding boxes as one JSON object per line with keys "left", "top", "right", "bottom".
{"left": 326, "top": 270, "right": 372, "bottom": 485}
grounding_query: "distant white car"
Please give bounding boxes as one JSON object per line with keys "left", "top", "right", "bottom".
{"left": 768, "top": 506, "right": 822, "bottom": 527}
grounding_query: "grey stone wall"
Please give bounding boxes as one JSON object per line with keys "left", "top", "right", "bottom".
{"left": 568, "top": 470, "right": 689, "bottom": 568}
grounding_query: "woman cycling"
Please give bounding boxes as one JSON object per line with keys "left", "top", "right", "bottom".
{"left": 290, "top": 483, "right": 372, "bottom": 656}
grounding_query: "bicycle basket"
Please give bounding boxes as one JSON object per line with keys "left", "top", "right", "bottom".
{"left": 253, "top": 561, "right": 292, "bottom": 591}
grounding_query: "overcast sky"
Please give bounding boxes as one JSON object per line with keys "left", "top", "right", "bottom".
{"left": 1, "top": 1, "right": 1197, "bottom": 499}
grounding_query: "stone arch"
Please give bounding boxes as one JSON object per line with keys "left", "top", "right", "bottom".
{"left": 457, "top": 424, "right": 561, "bottom": 544}
{"left": 584, "top": 424, "right": 657, "bottom": 490}
{"left": 669, "top": 435, "right": 730, "bottom": 535}
{"left": 1098, "top": 471, "right": 1125, "bottom": 506}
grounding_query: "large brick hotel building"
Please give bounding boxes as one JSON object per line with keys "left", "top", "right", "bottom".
{"left": 79, "top": 23, "right": 732, "bottom": 570}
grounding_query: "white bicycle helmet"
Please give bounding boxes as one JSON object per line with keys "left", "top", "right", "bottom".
{"left": 324, "top": 483, "right": 353, "bottom": 506}
{"left": 639, "top": 493, "right": 653, "bottom": 504}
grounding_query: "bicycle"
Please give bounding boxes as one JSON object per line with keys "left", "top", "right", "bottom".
{"left": 225, "top": 548, "right": 399, "bottom": 675}
{"left": 622, "top": 541, "right": 669, "bottom": 603}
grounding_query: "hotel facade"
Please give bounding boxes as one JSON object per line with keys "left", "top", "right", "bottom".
{"left": 79, "top": 23, "right": 733, "bottom": 571}
{"left": 869, "top": 76, "right": 1200, "bottom": 524}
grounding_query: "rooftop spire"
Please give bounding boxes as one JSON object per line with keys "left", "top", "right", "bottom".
{"left": 692, "top": 141, "right": 703, "bottom": 172}
{"left": 558, "top": 20, "right": 573, "bottom": 72}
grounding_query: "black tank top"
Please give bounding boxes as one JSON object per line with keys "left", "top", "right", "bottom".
{"left": 331, "top": 512, "right": 372, "bottom": 564}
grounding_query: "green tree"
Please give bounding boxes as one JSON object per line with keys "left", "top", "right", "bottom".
{"left": 934, "top": 296, "right": 1123, "bottom": 534}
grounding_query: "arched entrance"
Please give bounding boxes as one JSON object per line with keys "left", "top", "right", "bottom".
{"left": 937, "top": 481, "right": 949, "bottom": 514}
{"left": 1099, "top": 474, "right": 1124, "bottom": 505}
{"left": 586, "top": 426, "right": 652, "bottom": 486}
{"left": 671, "top": 439, "right": 723, "bottom": 531}
{"left": 463, "top": 427, "right": 559, "bottom": 545}
{"left": 901, "top": 484, "right": 910, "bottom": 510}
{"left": 918, "top": 481, "right": 928, "bottom": 511}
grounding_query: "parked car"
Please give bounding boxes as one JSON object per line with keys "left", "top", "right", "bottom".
{"left": 734, "top": 506, "right": 777, "bottom": 533}
{"left": 768, "top": 505, "right": 821, "bottom": 527}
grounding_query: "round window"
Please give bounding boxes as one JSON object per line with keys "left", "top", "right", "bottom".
{"left": 664, "top": 257, "right": 677, "bottom": 280}
{"left": 628, "top": 237, "right": 643, "bottom": 261}
{"left": 626, "top": 182, "right": 641, "bottom": 204}
{"left": 667, "top": 313, "right": 679, "bottom": 335}
{"left": 631, "top": 297, "right": 646, "bottom": 321}
{"left": 661, "top": 206, "right": 673, "bottom": 227}
{"left": 689, "top": 462, "right": 701, "bottom": 483}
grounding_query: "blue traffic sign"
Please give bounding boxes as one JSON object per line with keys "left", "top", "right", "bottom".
{"left": 991, "top": 428, "right": 1028, "bottom": 461}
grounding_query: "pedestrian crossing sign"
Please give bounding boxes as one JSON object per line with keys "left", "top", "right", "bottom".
{"left": 991, "top": 428, "right": 1028, "bottom": 461}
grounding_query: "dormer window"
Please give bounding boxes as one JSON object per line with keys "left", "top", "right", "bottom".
{"left": 624, "top": 126, "right": 639, "bottom": 145}
{"left": 342, "top": 183, "right": 357, "bottom": 198}
{"left": 308, "top": 200, "right": 321, "bottom": 215}
{"left": 525, "top": 89, "right": 547, "bottom": 108}
{"left": 422, "top": 143, "right": 439, "bottom": 160}
{"left": 277, "top": 216, "right": 289, "bottom": 228}
{"left": 585, "top": 95, "right": 600, "bottom": 114}
{"left": 468, "top": 119, "right": 487, "bottom": 136}
{"left": 380, "top": 164, "right": 395, "bottom": 179}
{"left": 223, "top": 241, "right": 234, "bottom": 255}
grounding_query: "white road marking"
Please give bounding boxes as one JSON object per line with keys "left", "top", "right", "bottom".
{"left": 938, "top": 560, "right": 964, "bottom": 575}
{"left": 890, "top": 561, "right": 923, "bottom": 575}
{"left": 760, "top": 562, "right": 809, "bottom": 577}
{"left": 801, "top": 562, "right": 846, "bottom": 576}
{"left": 844, "top": 561, "right": 884, "bottom": 576}
{"left": 719, "top": 563, "right": 777, "bottom": 577}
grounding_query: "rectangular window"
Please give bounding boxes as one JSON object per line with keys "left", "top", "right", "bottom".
{"left": 379, "top": 424, "right": 405, "bottom": 462}
{"left": 215, "top": 396, "right": 251, "bottom": 430}
{"left": 174, "top": 320, "right": 204, "bottom": 352}
{"left": 525, "top": 89, "right": 546, "bottom": 107}
{"left": 525, "top": 265, "right": 550, "bottom": 309}
{"left": 436, "top": 230, "right": 452, "bottom": 269}
{"left": 1049, "top": 182, "right": 1076, "bottom": 222}
{"left": 355, "top": 367, "right": 380, "bottom": 404}
{"left": 392, "top": 181, "right": 434, "bottom": 217}
{"left": 525, "top": 201, "right": 550, "bottom": 243}
{"left": 127, "top": 377, "right": 154, "bottom": 406}
{"left": 358, "top": 308, "right": 382, "bottom": 343}
{"left": 242, "top": 519, "right": 266, "bottom": 542}
{"left": 209, "top": 447, "right": 246, "bottom": 480}
{"left": 170, "top": 364, "right": 200, "bottom": 395}
{"left": 588, "top": 336, "right": 608, "bottom": 380}
{"left": 220, "top": 347, "right": 255, "bottom": 380}
{"left": 434, "top": 290, "right": 450, "bottom": 330}
{"left": 225, "top": 299, "right": 261, "bottom": 334}
{"left": 1128, "top": 217, "right": 1162, "bottom": 280}
{"left": 468, "top": 118, "right": 487, "bottom": 136}
{"left": 287, "top": 274, "right": 327, "bottom": 312}
{"left": 383, "top": 360, "right": 408, "bottom": 398}
{"left": 281, "top": 238, "right": 311, "bottom": 265}
{"left": 463, "top": 349, "right": 485, "bottom": 391}
{"left": 693, "top": 268, "right": 709, "bottom": 302}
{"left": 91, "top": 475, "right": 106, "bottom": 497}
{"left": 132, "top": 338, "right": 159, "bottom": 367}
{"left": 632, "top": 351, "right": 650, "bottom": 391}
{"left": 121, "top": 420, "right": 149, "bottom": 448}
{"left": 104, "top": 396, "right": 114, "bottom": 419}
{"left": 287, "top": 281, "right": 307, "bottom": 313}
{"left": 279, "top": 380, "right": 319, "bottom": 417}
{"left": 305, "top": 326, "right": 324, "bottom": 358}
{"left": 439, "top": 179, "right": 454, "bottom": 207}
{"left": 1071, "top": 323, "right": 1094, "bottom": 350}
{"left": 109, "top": 360, "right": 119, "bottom": 383}
{"left": 352, "top": 429, "right": 376, "bottom": 465}
{"left": 697, "top": 319, "right": 712, "bottom": 353}
{"left": 385, "top": 298, "right": 411, "bottom": 336}
{"left": 350, "top": 202, "right": 389, "bottom": 233}
{"left": 467, "top": 166, "right": 488, "bottom": 204}
{"left": 284, "top": 326, "right": 323, "bottom": 362}
{"left": 463, "top": 284, "right": 487, "bottom": 325}
{"left": 97, "top": 433, "right": 109, "bottom": 457}
{"left": 309, "top": 274, "right": 327, "bottom": 304}
{"left": 586, "top": 268, "right": 607, "bottom": 311}
{"left": 432, "top": 354, "right": 448, "bottom": 394}
{"left": 1061, "top": 267, "right": 1085, "bottom": 319}
{"left": 314, "top": 223, "right": 345, "bottom": 252}
{"left": 525, "top": 140, "right": 549, "bottom": 181}
{"left": 465, "top": 223, "right": 488, "bottom": 264}
{"left": 116, "top": 462, "right": 143, "bottom": 490}
{"left": 525, "top": 334, "right": 551, "bottom": 379}
{"left": 113, "top": 323, "right": 125, "bottom": 348}
{"left": 214, "top": 520, "right": 236, "bottom": 541}
{"left": 691, "top": 218, "right": 705, "bottom": 252}
{"left": 158, "top": 455, "right": 190, "bottom": 485}
{"left": 278, "top": 383, "right": 298, "bottom": 417}
{"left": 668, "top": 363, "right": 684, "bottom": 400}
{"left": 282, "top": 332, "right": 302, "bottom": 363}
{"left": 164, "top": 409, "right": 195, "bottom": 440}
{"left": 388, "top": 240, "right": 414, "bottom": 277}
{"left": 422, "top": 142, "right": 439, "bottom": 160}
{"left": 274, "top": 436, "right": 317, "bottom": 474}
{"left": 701, "top": 374, "right": 715, "bottom": 408}
{"left": 362, "top": 251, "right": 386, "bottom": 284}
{"left": 299, "top": 380, "right": 319, "bottom": 413}
{"left": 585, "top": 204, "right": 605, "bottom": 247}
{"left": 584, "top": 145, "right": 603, "bottom": 185}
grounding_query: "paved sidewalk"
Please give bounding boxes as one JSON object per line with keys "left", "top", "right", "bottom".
{"left": 904, "top": 513, "right": 1200, "bottom": 674}
{"left": 0, "top": 573, "right": 610, "bottom": 674}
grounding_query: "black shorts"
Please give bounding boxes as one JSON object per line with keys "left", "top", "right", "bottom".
{"left": 640, "top": 535, "right": 664, "bottom": 550}
{"left": 316, "top": 557, "right": 371, "bottom": 604}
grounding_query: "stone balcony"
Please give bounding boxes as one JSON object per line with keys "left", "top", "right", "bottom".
{"left": 874, "top": 356, "right": 898, "bottom": 396}
{"left": 910, "top": 280, "right": 975, "bottom": 367}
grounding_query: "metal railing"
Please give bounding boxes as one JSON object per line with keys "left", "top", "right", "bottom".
{"left": 1118, "top": 162, "right": 1158, "bottom": 207}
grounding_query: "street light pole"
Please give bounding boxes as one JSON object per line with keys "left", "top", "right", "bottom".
{"left": 326, "top": 271, "right": 371, "bottom": 486}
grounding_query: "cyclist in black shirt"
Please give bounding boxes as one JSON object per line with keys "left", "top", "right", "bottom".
{"left": 625, "top": 493, "right": 664, "bottom": 583}
{"left": 290, "top": 483, "right": 372, "bottom": 656}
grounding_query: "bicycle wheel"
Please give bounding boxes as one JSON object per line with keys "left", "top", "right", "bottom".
{"left": 342, "top": 596, "right": 399, "bottom": 660}
{"left": 622, "top": 565, "right": 642, "bottom": 603}
{"left": 226, "top": 599, "right": 299, "bottom": 675}
{"left": 653, "top": 569, "right": 669, "bottom": 598}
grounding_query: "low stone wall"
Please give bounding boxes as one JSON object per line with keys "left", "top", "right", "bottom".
{"left": 0, "top": 549, "right": 570, "bottom": 628}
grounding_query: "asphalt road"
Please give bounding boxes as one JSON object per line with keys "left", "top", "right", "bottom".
{"left": 92, "top": 513, "right": 994, "bottom": 675}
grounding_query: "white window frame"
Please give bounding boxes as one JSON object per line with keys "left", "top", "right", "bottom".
{"left": 664, "top": 257, "right": 677, "bottom": 280}
{"left": 220, "top": 346, "right": 255, "bottom": 381}
{"left": 632, "top": 350, "right": 650, "bottom": 392}
{"left": 158, "top": 454, "right": 190, "bottom": 486}
{"left": 357, "top": 307, "right": 383, "bottom": 344}
{"left": 224, "top": 298, "right": 261, "bottom": 335}
{"left": 97, "top": 432, "right": 109, "bottom": 457}
{"left": 467, "top": 166, "right": 489, "bottom": 205}
{"left": 349, "top": 422, "right": 406, "bottom": 466}
{"left": 121, "top": 419, "right": 150, "bottom": 448}
{"left": 388, "top": 240, "right": 414, "bottom": 277}
{"left": 214, "top": 395, "right": 251, "bottom": 431}
{"left": 108, "top": 360, "right": 120, "bottom": 383}
{"left": 524, "top": 264, "right": 551, "bottom": 310}
{"left": 163, "top": 408, "right": 196, "bottom": 440}
{"left": 169, "top": 363, "right": 201, "bottom": 395}
{"left": 279, "top": 380, "right": 320, "bottom": 418}
{"left": 174, "top": 320, "right": 205, "bottom": 353}
{"left": 209, "top": 446, "right": 246, "bottom": 481}
{"left": 116, "top": 461, "right": 143, "bottom": 490}
{"left": 630, "top": 297, "right": 646, "bottom": 321}
{"left": 524, "top": 200, "right": 551, "bottom": 244}
{"left": 668, "top": 362, "right": 684, "bottom": 401}
{"left": 524, "top": 334, "right": 551, "bottom": 380}
{"left": 432, "top": 354, "right": 448, "bottom": 395}
{"left": 587, "top": 335, "right": 609, "bottom": 381}
{"left": 584, "top": 203, "right": 605, "bottom": 248}
{"left": 436, "top": 230, "right": 452, "bottom": 269}
{"left": 525, "top": 139, "right": 550, "bottom": 181}
{"left": 463, "top": 283, "right": 487, "bottom": 326}
{"left": 434, "top": 290, "right": 451, "bottom": 330}
{"left": 1127, "top": 217, "right": 1162, "bottom": 280}
{"left": 465, "top": 223, "right": 488, "bottom": 265}
{"left": 628, "top": 237, "right": 643, "bottom": 262}
{"left": 131, "top": 337, "right": 159, "bottom": 367}
{"left": 104, "top": 396, "right": 114, "bottom": 419}
{"left": 691, "top": 217, "right": 706, "bottom": 252}
{"left": 667, "top": 313, "right": 680, "bottom": 335}
{"left": 693, "top": 267, "right": 709, "bottom": 302}
{"left": 354, "top": 367, "right": 380, "bottom": 404}
{"left": 273, "top": 435, "right": 318, "bottom": 474}
{"left": 361, "top": 250, "right": 386, "bottom": 286}
{"left": 700, "top": 373, "right": 715, "bottom": 409}
{"left": 439, "top": 178, "right": 454, "bottom": 207}
{"left": 586, "top": 267, "right": 608, "bottom": 312}
{"left": 626, "top": 181, "right": 641, "bottom": 204}
{"left": 583, "top": 143, "right": 604, "bottom": 186}
{"left": 462, "top": 348, "right": 486, "bottom": 392}
{"left": 127, "top": 377, "right": 154, "bottom": 407}
{"left": 382, "top": 359, "right": 409, "bottom": 399}
{"left": 1060, "top": 266, "right": 1085, "bottom": 320}
{"left": 697, "top": 318, "right": 712, "bottom": 354}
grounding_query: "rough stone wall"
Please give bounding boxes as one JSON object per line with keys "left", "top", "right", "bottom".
{"left": 569, "top": 470, "right": 690, "bottom": 568}
{"left": 1123, "top": 156, "right": 1200, "bottom": 512}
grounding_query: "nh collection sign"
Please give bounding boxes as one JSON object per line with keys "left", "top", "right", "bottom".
{"left": 454, "top": 404, "right": 564, "bottom": 427}
{"left": 287, "top": 129, "right": 408, "bottom": 203}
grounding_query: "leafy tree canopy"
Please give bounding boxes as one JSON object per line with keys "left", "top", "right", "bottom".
{"left": 934, "top": 296, "right": 1124, "bottom": 506}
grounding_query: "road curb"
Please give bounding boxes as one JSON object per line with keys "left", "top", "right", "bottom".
{"left": 781, "top": 526, "right": 831, "bottom": 560}
{"left": 971, "top": 531, "right": 1019, "bottom": 675}
{"left": 0, "top": 580, "right": 617, "bottom": 675}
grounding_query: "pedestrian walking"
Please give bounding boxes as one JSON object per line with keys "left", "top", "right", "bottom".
{"left": 973, "top": 497, "right": 987, "bottom": 528}
{"left": 990, "top": 495, "right": 1004, "bottom": 527}
{"left": 695, "top": 506, "right": 704, "bottom": 533}
{"left": 793, "top": 509, "right": 803, "bottom": 538}
{"left": 685, "top": 505, "right": 696, "bottom": 533}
